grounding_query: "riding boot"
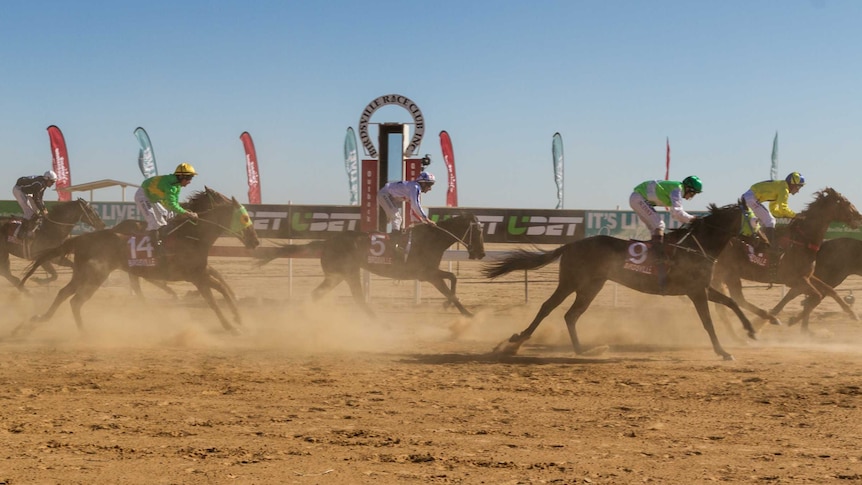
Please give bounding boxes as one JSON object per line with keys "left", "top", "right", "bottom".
{"left": 391, "top": 229, "right": 406, "bottom": 261}
{"left": 149, "top": 229, "right": 164, "bottom": 263}
{"left": 651, "top": 233, "right": 667, "bottom": 293}
{"left": 13, "top": 219, "right": 26, "bottom": 240}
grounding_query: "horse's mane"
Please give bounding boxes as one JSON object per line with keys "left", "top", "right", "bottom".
{"left": 438, "top": 213, "right": 475, "bottom": 224}
{"left": 799, "top": 187, "right": 840, "bottom": 214}
{"left": 666, "top": 202, "right": 736, "bottom": 237}
{"left": 183, "top": 187, "right": 231, "bottom": 213}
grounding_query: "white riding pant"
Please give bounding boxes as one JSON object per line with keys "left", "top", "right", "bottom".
{"left": 12, "top": 186, "right": 38, "bottom": 220}
{"left": 134, "top": 188, "right": 170, "bottom": 231}
{"left": 629, "top": 192, "right": 664, "bottom": 236}
{"left": 742, "top": 189, "right": 776, "bottom": 228}
{"left": 377, "top": 191, "right": 403, "bottom": 231}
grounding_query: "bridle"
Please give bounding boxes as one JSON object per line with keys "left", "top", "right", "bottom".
{"left": 42, "top": 199, "right": 102, "bottom": 230}
{"left": 431, "top": 218, "right": 483, "bottom": 252}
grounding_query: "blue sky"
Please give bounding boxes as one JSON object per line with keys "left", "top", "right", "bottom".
{"left": 3, "top": 0, "right": 860, "bottom": 211}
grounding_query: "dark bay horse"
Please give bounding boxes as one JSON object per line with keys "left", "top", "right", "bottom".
{"left": 16, "top": 189, "right": 259, "bottom": 335}
{"left": 111, "top": 186, "right": 240, "bottom": 300}
{"left": 0, "top": 198, "right": 105, "bottom": 287}
{"left": 712, "top": 188, "right": 862, "bottom": 326}
{"left": 257, "top": 214, "right": 486, "bottom": 316}
{"left": 483, "top": 203, "right": 756, "bottom": 361}
{"left": 765, "top": 237, "right": 862, "bottom": 332}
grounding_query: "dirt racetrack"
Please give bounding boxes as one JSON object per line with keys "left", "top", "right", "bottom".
{"left": 2, "top": 249, "right": 862, "bottom": 484}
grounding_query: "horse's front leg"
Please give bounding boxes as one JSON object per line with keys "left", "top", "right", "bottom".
{"left": 769, "top": 285, "right": 806, "bottom": 317}
{"left": 427, "top": 272, "right": 472, "bottom": 317}
{"left": 30, "top": 262, "right": 59, "bottom": 285}
{"left": 707, "top": 286, "right": 761, "bottom": 339}
{"left": 689, "top": 288, "right": 734, "bottom": 361}
{"left": 192, "top": 277, "right": 238, "bottom": 335}
{"left": 0, "top": 249, "right": 22, "bottom": 289}
{"left": 206, "top": 268, "right": 242, "bottom": 326}
{"left": 810, "top": 276, "right": 858, "bottom": 321}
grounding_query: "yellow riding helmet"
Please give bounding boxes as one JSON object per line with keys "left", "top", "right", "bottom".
{"left": 174, "top": 163, "right": 197, "bottom": 176}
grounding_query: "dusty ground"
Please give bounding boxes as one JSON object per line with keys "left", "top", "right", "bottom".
{"left": 1, "top": 250, "right": 861, "bottom": 484}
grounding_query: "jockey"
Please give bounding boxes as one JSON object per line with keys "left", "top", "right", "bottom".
{"left": 377, "top": 171, "right": 437, "bottom": 234}
{"left": 629, "top": 176, "right": 702, "bottom": 249}
{"left": 743, "top": 171, "right": 805, "bottom": 246}
{"left": 12, "top": 170, "right": 57, "bottom": 240}
{"left": 133, "top": 163, "right": 199, "bottom": 253}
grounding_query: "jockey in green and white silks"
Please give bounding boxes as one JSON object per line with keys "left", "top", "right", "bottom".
{"left": 629, "top": 176, "right": 702, "bottom": 241}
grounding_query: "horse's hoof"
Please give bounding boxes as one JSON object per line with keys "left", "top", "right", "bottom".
{"left": 722, "top": 354, "right": 735, "bottom": 361}
{"left": 493, "top": 338, "right": 522, "bottom": 355}
{"left": 769, "top": 317, "right": 783, "bottom": 326}
{"left": 747, "top": 331, "right": 758, "bottom": 341}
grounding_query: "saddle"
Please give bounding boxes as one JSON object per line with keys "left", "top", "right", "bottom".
{"left": 5, "top": 216, "right": 39, "bottom": 243}
{"left": 367, "top": 230, "right": 412, "bottom": 264}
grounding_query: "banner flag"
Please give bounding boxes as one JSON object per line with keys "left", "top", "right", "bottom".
{"left": 552, "top": 132, "right": 564, "bottom": 209}
{"left": 665, "top": 137, "right": 670, "bottom": 180}
{"left": 240, "top": 132, "right": 261, "bottom": 204}
{"left": 344, "top": 127, "right": 359, "bottom": 205}
{"left": 47, "top": 125, "right": 71, "bottom": 201}
{"left": 134, "top": 127, "right": 158, "bottom": 179}
{"left": 439, "top": 130, "right": 458, "bottom": 207}
{"left": 770, "top": 131, "right": 778, "bottom": 180}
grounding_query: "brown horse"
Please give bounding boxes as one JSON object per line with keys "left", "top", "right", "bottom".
{"left": 712, "top": 188, "right": 862, "bottom": 326}
{"left": 483, "top": 203, "right": 755, "bottom": 361}
{"left": 764, "top": 237, "right": 862, "bottom": 332}
{"left": 0, "top": 198, "right": 105, "bottom": 287}
{"left": 257, "top": 214, "right": 486, "bottom": 317}
{"left": 15, "top": 189, "right": 258, "bottom": 335}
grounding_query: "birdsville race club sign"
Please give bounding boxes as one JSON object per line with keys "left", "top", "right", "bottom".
{"left": 357, "top": 94, "right": 425, "bottom": 158}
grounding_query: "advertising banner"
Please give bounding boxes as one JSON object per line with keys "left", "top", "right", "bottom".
{"left": 439, "top": 131, "right": 458, "bottom": 207}
{"left": 47, "top": 125, "right": 72, "bottom": 201}
{"left": 134, "top": 127, "right": 158, "bottom": 179}
{"left": 240, "top": 132, "right": 261, "bottom": 204}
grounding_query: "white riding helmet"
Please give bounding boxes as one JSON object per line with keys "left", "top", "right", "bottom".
{"left": 415, "top": 172, "right": 436, "bottom": 185}
{"left": 44, "top": 170, "right": 58, "bottom": 181}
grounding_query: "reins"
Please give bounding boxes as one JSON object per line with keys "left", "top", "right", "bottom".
{"left": 429, "top": 220, "right": 479, "bottom": 248}
{"left": 42, "top": 200, "right": 101, "bottom": 229}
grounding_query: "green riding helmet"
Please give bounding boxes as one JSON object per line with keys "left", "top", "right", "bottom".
{"left": 682, "top": 175, "right": 703, "bottom": 194}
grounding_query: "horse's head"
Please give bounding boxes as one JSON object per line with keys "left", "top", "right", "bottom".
{"left": 230, "top": 197, "right": 260, "bottom": 250}
{"left": 464, "top": 214, "right": 486, "bottom": 260}
{"left": 75, "top": 198, "right": 107, "bottom": 230}
{"left": 47, "top": 198, "right": 106, "bottom": 231}
{"left": 188, "top": 188, "right": 259, "bottom": 249}
{"left": 809, "top": 188, "right": 862, "bottom": 229}
{"left": 438, "top": 214, "right": 485, "bottom": 260}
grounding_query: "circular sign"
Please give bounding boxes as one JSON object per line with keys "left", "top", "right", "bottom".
{"left": 357, "top": 94, "right": 425, "bottom": 159}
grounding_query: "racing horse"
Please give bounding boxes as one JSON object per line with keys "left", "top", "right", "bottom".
{"left": 483, "top": 203, "right": 756, "bottom": 361}
{"left": 15, "top": 188, "right": 258, "bottom": 335}
{"left": 757, "top": 237, "right": 862, "bottom": 333}
{"left": 109, "top": 207, "right": 235, "bottom": 303}
{"left": 0, "top": 198, "right": 105, "bottom": 287}
{"left": 257, "top": 214, "right": 486, "bottom": 317}
{"left": 711, "top": 188, "right": 862, "bottom": 327}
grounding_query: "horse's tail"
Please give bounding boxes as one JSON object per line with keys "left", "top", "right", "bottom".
{"left": 482, "top": 246, "right": 567, "bottom": 279}
{"left": 255, "top": 240, "right": 326, "bottom": 266}
{"left": 19, "top": 237, "right": 78, "bottom": 287}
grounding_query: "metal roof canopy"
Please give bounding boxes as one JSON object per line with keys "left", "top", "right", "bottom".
{"left": 57, "top": 179, "right": 140, "bottom": 202}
